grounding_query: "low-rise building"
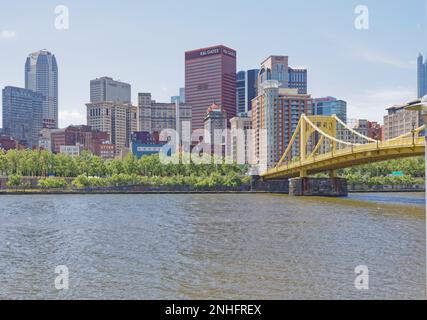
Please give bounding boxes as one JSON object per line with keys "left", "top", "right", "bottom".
{"left": 39, "top": 125, "right": 112, "bottom": 157}
{"left": 99, "top": 143, "right": 116, "bottom": 160}
{"left": 367, "top": 121, "right": 383, "bottom": 141}
{"left": 340, "top": 119, "right": 369, "bottom": 143}
{"left": 0, "top": 134, "right": 19, "bottom": 151}
{"left": 131, "top": 131, "right": 167, "bottom": 159}
{"left": 60, "top": 144, "right": 82, "bottom": 158}
{"left": 384, "top": 105, "right": 420, "bottom": 140}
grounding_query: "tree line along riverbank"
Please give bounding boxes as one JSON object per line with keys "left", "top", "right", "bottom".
{"left": 0, "top": 149, "right": 424, "bottom": 192}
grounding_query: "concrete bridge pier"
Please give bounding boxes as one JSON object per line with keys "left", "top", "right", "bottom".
{"left": 289, "top": 177, "right": 348, "bottom": 197}
{"left": 251, "top": 176, "right": 289, "bottom": 194}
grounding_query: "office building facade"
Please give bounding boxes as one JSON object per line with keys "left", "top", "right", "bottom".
{"left": 185, "top": 45, "right": 237, "bottom": 130}
{"left": 25, "top": 50, "right": 58, "bottom": 128}
{"left": 236, "top": 71, "right": 246, "bottom": 115}
{"left": 236, "top": 69, "right": 259, "bottom": 115}
{"left": 86, "top": 101, "right": 137, "bottom": 156}
{"left": 384, "top": 105, "right": 420, "bottom": 140}
{"left": 2, "top": 86, "right": 44, "bottom": 148}
{"left": 288, "top": 67, "right": 308, "bottom": 94}
{"left": 171, "top": 88, "right": 186, "bottom": 104}
{"left": 313, "top": 97, "right": 347, "bottom": 123}
{"left": 90, "top": 77, "right": 131, "bottom": 103}
{"left": 258, "top": 56, "right": 307, "bottom": 95}
{"left": 179, "top": 88, "right": 186, "bottom": 104}
{"left": 139, "top": 93, "right": 192, "bottom": 139}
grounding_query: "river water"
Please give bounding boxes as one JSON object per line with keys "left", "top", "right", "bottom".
{"left": 0, "top": 193, "right": 425, "bottom": 300}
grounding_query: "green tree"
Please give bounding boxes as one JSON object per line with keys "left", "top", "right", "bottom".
{"left": 7, "top": 174, "right": 23, "bottom": 188}
{"left": 38, "top": 177, "right": 69, "bottom": 189}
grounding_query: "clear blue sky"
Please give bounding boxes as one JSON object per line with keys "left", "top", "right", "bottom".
{"left": 0, "top": 0, "right": 426, "bottom": 127}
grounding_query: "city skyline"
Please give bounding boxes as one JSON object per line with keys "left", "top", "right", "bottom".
{"left": 0, "top": 0, "right": 426, "bottom": 128}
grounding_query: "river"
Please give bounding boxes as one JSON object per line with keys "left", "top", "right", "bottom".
{"left": 0, "top": 193, "right": 425, "bottom": 300}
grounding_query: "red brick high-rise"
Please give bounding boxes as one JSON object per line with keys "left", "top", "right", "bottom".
{"left": 185, "top": 45, "right": 237, "bottom": 132}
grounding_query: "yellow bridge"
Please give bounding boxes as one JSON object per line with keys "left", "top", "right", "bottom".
{"left": 262, "top": 115, "right": 425, "bottom": 180}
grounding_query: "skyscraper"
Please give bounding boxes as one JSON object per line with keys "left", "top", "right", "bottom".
{"left": 313, "top": 97, "right": 347, "bottom": 123}
{"left": 236, "top": 69, "right": 259, "bottom": 115}
{"left": 236, "top": 71, "right": 246, "bottom": 115}
{"left": 185, "top": 45, "right": 237, "bottom": 131}
{"left": 258, "top": 56, "right": 307, "bottom": 94}
{"left": 90, "top": 77, "right": 131, "bottom": 103}
{"left": 179, "top": 88, "right": 186, "bottom": 104}
{"left": 25, "top": 50, "right": 58, "bottom": 128}
{"left": 2, "top": 86, "right": 44, "bottom": 148}
{"left": 417, "top": 53, "right": 427, "bottom": 99}
{"left": 171, "top": 88, "right": 186, "bottom": 104}
{"left": 289, "top": 67, "right": 307, "bottom": 94}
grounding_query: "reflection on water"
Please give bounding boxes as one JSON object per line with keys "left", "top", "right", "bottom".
{"left": 0, "top": 193, "right": 425, "bottom": 300}
{"left": 348, "top": 192, "right": 426, "bottom": 207}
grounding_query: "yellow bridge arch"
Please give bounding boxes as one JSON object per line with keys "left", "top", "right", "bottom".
{"left": 262, "top": 115, "right": 425, "bottom": 180}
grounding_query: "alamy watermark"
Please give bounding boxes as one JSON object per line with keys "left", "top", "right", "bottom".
{"left": 55, "top": 265, "right": 69, "bottom": 290}
{"left": 55, "top": 5, "right": 69, "bottom": 30}
{"left": 354, "top": 5, "right": 369, "bottom": 30}
{"left": 355, "top": 265, "right": 369, "bottom": 290}
{"left": 156, "top": 125, "right": 268, "bottom": 168}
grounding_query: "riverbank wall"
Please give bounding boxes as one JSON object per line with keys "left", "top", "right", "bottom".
{"left": 0, "top": 177, "right": 425, "bottom": 194}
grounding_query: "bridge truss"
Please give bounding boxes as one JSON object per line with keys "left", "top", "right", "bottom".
{"left": 262, "top": 115, "right": 425, "bottom": 180}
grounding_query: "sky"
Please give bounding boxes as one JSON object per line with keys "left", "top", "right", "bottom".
{"left": 0, "top": 0, "right": 426, "bottom": 127}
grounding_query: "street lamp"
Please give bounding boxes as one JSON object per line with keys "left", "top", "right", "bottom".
{"left": 405, "top": 95, "right": 427, "bottom": 193}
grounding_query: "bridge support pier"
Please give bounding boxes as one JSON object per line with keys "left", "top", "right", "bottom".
{"left": 251, "top": 176, "right": 289, "bottom": 193}
{"left": 289, "top": 177, "right": 348, "bottom": 197}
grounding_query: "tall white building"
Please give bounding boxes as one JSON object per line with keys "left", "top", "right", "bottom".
{"left": 252, "top": 81, "right": 312, "bottom": 172}
{"left": 230, "top": 113, "right": 252, "bottom": 165}
{"left": 25, "top": 50, "right": 58, "bottom": 128}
